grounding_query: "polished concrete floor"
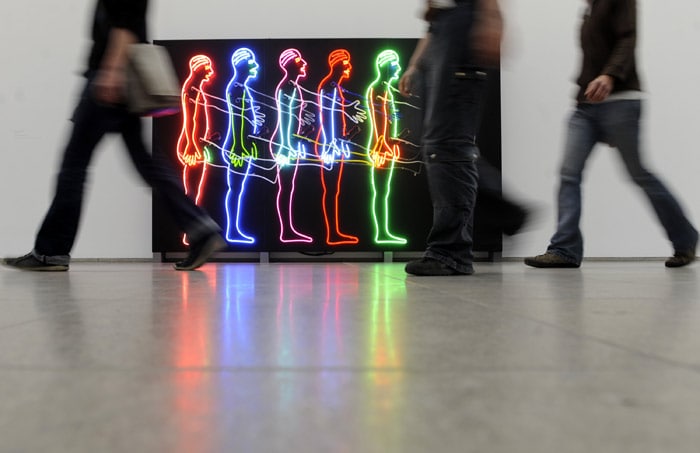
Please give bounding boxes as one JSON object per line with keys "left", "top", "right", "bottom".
{"left": 1, "top": 260, "right": 699, "bottom": 452}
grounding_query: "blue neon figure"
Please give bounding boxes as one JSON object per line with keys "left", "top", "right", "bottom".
{"left": 221, "top": 48, "right": 262, "bottom": 244}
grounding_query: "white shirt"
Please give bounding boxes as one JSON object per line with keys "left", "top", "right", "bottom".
{"left": 430, "top": 0, "right": 457, "bottom": 8}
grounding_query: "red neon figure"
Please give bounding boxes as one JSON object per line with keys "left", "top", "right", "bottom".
{"left": 176, "top": 55, "right": 214, "bottom": 243}
{"left": 269, "top": 49, "right": 313, "bottom": 243}
{"left": 315, "top": 49, "right": 359, "bottom": 245}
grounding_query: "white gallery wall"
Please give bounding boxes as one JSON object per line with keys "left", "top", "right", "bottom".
{"left": 0, "top": 0, "right": 697, "bottom": 259}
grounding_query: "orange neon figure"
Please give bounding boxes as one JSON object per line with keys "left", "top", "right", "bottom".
{"left": 315, "top": 49, "right": 359, "bottom": 245}
{"left": 365, "top": 50, "right": 407, "bottom": 244}
{"left": 176, "top": 55, "right": 215, "bottom": 243}
{"left": 269, "top": 49, "right": 313, "bottom": 243}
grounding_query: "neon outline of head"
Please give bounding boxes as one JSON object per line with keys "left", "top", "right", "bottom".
{"left": 279, "top": 48, "right": 307, "bottom": 79}
{"left": 231, "top": 47, "right": 258, "bottom": 79}
{"left": 190, "top": 54, "right": 214, "bottom": 81}
{"left": 328, "top": 49, "right": 352, "bottom": 81}
{"left": 375, "top": 49, "right": 401, "bottom": 81}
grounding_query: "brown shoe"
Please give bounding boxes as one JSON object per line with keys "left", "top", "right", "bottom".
{"left": 405, "top": 258, "right": 473, "bottom": 276}
{"left": 524, "top": 252, "right": 580, "bottom": 268}
{"left": 665, "top": 250, "right": 696, "bottom": 268}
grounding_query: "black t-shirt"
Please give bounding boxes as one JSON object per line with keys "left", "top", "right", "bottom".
{"left": 86, "top": 0, "right": 148, "bottom": 74}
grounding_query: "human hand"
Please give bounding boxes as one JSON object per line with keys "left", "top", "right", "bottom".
{"left": 301, "top": 111, "right": 316, "bottom": 127}
{"left": 249, "top": 142, "right": 258, "bottom": 160}
{"left": 291, "top": 143, "right": 307, "bottom": 159}
{"left": 321, "top": 149, "right": 334, "bottom": 165}
{"left": 399, "top": 66, "right": 418, "bottom": 96}
{"left": 372, "top": 152, "right": 387, "bottom": 168}
{"left": 347, "top": 100, "right": 367, "bottom": 124}
{"left": 584, "top": 75, "right": 614, "bottom": 102}
{"left": 253, "top": 106, "right": 265, "bottom": 128}
{"left": 391, "top": 143, "right": 400, "bottom": 161}
{"left": 92, "top": 67, "right": 126, "bottom": 105}
{"left": 229, "top": 150, "right": 243, "bottom": 168}
{"left": 275, "top": 153, "right": 290, "bottom": 167}
{"left": 339, "top": 140, "right": 351, "bottom": 159}
{"left": 370, "top": 147, "right": 387, "bottom": 168}
{"left": 183, "top": 152, "right": 199, "bottom": 167}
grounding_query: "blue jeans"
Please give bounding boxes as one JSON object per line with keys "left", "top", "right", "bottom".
{"left": 548, "top": 100, "right": 698, "bottom": 264}
{"left": 420, "top": 3, "right": 486, "bottom": 273}
{"left": 33, "top": 80, "right": 220, "bottom": 264}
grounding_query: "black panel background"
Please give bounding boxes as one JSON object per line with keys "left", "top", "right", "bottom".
{"left": 152, "top": 39, "right": 502, "bottom": 254}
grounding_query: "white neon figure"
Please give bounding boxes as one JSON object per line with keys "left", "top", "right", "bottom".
{"left": 269, "top": 49, "right": 314, "bottom": 244}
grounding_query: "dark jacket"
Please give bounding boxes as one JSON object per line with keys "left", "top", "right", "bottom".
{"left": 86, "top": 0, "right": 148, "bottom": 74}
{"left": 576, "top": 0, "right": 640, "bottom": 102}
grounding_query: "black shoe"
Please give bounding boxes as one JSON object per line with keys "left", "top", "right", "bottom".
{"left": 524, "top": 252, "right": 580, "bottom": 268}
{"left": 665, "top": 249, "right": 696, "bottom": 268}
{"left": 2, "top": 252, "right": 69, "bottom": 272}
{"left": 173, "top": 233, "right": 226, "bottom": 271}
{"left": 405, "top": 258, "right": 472, "bottom": 276}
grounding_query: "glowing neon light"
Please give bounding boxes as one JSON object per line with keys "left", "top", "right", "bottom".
{"left": 315, "top": 49, "right": 359, "bottom": 245}
{"left": 221, "top": 48, "right": 261, "bottom": 244}
{"left": 177, "top": 54, "right": 215, "bottom": 244}
{"left": 370, "top": 270, "right": 400, "bottom": 368}
{"left": 157, "top": 43, "right": 430, "bottom": 251}
{"left": 364, "top": 50, "right": 407, "bottom": 245}
{"left": 270, "top": 48, "right": 313, "bottom": 243}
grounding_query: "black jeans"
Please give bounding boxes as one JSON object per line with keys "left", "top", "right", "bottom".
{"left": 33, "top": 80, "right": 219, "bottom": 263}
{"left": 420, "top": 4, "right": 486, "bottom": 273}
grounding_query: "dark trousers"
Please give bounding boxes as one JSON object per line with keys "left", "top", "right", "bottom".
{"left": 424, "top": 160, "right": 479, "bottom": 273}
{"left": 34, "top": 81, "right": 219, "bottom": 262}
{"left": 548, "top": 100, "right": 698, "bottom": 264}
{"left": 420, "top": 4, "right": 485, "bottom": 273}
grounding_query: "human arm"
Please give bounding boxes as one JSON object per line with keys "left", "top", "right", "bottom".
{"left": 274, "top": 88, "right": 295, "bottom": 165}
{"left": 92, "top": 0, "right": 147, "bottom": 105}
{"left": 584, "top": 75, "right": 615, "bottom": 102}
{"left": 239, "top": 91, "right": 259, "bottom": 162}
{"left": 472, "top": 0, "right": 503, "bottom": 67}
{"left": 368, "top": 89, "right": 399, "bottom": 168}
{"left": 178, "top": 89, "right": 206, "bottom": 167}
{"left": 92, "top": 29, "right": 137, "bottom": 105}
{"left": 601, "top": 0, "right": 636, "bottom": 84}
{"left": 399, "top": 35, "right": 430, "bottom": 97}
{"left": 222, "top": 87, "right": 238, "bottom": 166}
{"left": 585, "top": 0, "right": 635, "bottom": 102}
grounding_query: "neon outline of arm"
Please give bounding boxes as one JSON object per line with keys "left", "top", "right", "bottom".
{"left": 272, "top": 83, "right": 291, "bottom": 165}
{"left": 222, "top": 78, "right": 239, "bottom": 167}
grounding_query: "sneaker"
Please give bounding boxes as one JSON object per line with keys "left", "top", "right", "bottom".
{"left": 173, "top": 233, "right": 226, "bottom": 271}
{"left": 2, "top": 252, "right": 69, "bottom": 272}
{"left": 524, "top": 252, "right": 580, "bottom": 268}
{"left": 665, "top": 249, "right": 696, "bottom": 268}
{"left": 405, "top": 258, "right": 472, "bottom": 276}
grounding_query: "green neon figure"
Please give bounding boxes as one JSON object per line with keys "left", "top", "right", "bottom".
{"left": 365, "top": 50, "right": 407, "bottom": 245}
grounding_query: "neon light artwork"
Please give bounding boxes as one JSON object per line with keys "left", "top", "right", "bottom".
{"left": 177, "top": 54, "right": 215, "bottom": 244}
{"left": 269, "top": 48, "right": 313, "bottom": 243}
{"left": 364, "top": 50, "right": 407, "bottom": 245}
{"left": 221, "top": 48, "right": 261, "bottom": 244}
{"left": 151, "top": 40, "right": 439, "bottom": 253}
{"left": 315, "top": 49, "right": 359, "bottom": 245}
